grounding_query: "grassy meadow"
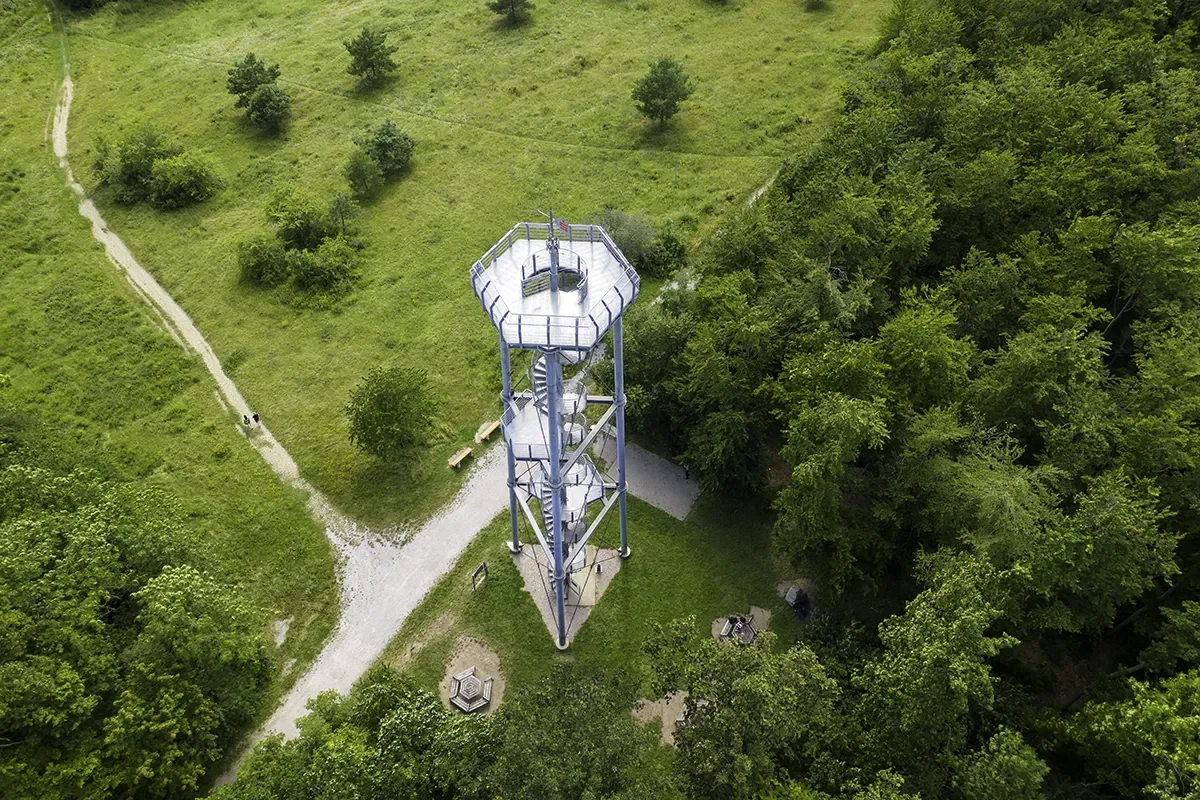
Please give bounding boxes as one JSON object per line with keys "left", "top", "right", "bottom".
{"left": 381, "top": 496, "right": 800, "bottom": 693}
{"left": 0, "top": 0, "right": 337, "bottom": 718}
{"left": 55, "top": 0, "right": 890, "bottom": 526}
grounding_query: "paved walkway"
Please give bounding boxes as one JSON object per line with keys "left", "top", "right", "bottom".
{"left": 599, "top": 438, "right": 700, "bottom": 520}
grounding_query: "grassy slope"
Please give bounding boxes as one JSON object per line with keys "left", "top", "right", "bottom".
{"left": 0, "top": 0, "right": 337, "bottom": 726}
{"left": 60, "top": 0, "right": 889, "bottom": 526}
{"left": 381, "top": 497, "right": 799, "bottom": 694}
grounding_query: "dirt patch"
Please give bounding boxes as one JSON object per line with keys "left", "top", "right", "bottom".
{"left": 633, "top": 691, "right": 688, "bottom": 747}
{"left": 513, "top": 544, "right": 622, "bottom": 647}
{"left": 391, "top": 612, "right": 458, "bottom": 669}
{"left": 438, "top": 636, "right": 505, "bottom": 714}
{"left": 711, "top": 606, "right": 772, "bottom": 640}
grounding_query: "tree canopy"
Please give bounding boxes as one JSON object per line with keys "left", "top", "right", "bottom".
{"left": 0, "top": 421, "right": 268, "bottom": 798}
{"left": 632, "top": 57, "right": 695, "bottom": 126}
{"left": 344, "top": 26, "right": 398, "bottom": 87}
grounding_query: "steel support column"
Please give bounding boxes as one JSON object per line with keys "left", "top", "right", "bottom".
{"left": 500, "top": 341, "right": 522, "bottom": 553}
{"left": 545, "top": 349, "right": 568, "bottom": 649}
{"left": 614, "top": 318, "right": 631, "bottom": 559}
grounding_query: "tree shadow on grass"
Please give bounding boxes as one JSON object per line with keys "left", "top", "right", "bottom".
{"left": 635, "top": 121, "right": 684, "bottom": 152}
{"left": 488, "top": 14, "right": 534, "bottom": 33}
{"left": 348, "top": 74, "right": 399, "bottom": 102}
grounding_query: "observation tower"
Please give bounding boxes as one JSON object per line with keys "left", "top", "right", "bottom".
{"left": 471, "top": 213, "right": 639, "bottom": 649}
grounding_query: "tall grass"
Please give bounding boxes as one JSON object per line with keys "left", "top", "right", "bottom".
{"left": 56, "top": 0, "right": 889, "bottom": 526}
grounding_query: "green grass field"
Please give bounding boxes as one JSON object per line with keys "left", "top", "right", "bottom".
{"left": 381, "top": 496, "right": 800, "bottom": 694}
{"left": 0, "top": 1, "right": 337, "bottom": 719}
{"left": 53, "top": 0, "right": 890, "bottom": 527}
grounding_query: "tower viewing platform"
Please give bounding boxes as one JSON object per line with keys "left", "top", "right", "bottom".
{"left": 471, "top": 214, "right": 639, "bottom": 649}
{"left": 470, "top": 221, "right": 640, "bottom": 351}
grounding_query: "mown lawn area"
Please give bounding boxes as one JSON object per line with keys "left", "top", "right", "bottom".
{"left": 0, "top": 1, "right": 338, "bottom": 719}
{"left": 58, "top": 0, "right": 889, "bottom": 527}
{"left": 380, "top": 496, "right": 801, "bottom": 694}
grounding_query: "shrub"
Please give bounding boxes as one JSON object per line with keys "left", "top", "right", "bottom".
{"left": 641, "top": 228, "right": 688, "bottom": 278}
{"left": 148, "top": 152, "right": 221, "bottom": 210}
{"left": 345, "top": 364, "right": 434, "bottom": 462}
{"left": 357, "top": 119, "right": 414, "bottom": 176}
{"left": 291, "top": 236, "right": 361, "bottom": 294}
{"left": 227, "top": 53, "right": 281, "bottom": 109}
{"left": 345, "top": 26, "right": 398, "bottom": 87}
{"left": 266, "top": 186, "right": 331, "bottom": 251}
{"left": 245, "top": 84, "right": 292, "bottom": 134}
{"left": 237, "top": 235, "right": 290, "bottom": 287}
{"left": 326, "top": 193, "right": 360, "bottom": 237}
{"left": 344, "top": 147, "right": 384, "bottom": 199}
{"left": 632, "top": 57, "right": 694, "bottom": 127}
{"left": 92, "top": 128, "right": 181, "bottom": 204}
{"left": 597, "top": 208, "right": 657, "bottom": 267}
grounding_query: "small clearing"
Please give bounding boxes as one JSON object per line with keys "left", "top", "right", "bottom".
{"left": 633, "top": 691, "right": 689, "bottom": 747}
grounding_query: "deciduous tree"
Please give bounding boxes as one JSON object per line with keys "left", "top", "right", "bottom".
{"left": 345, "top": 364, "right": 434, "bottom": 462}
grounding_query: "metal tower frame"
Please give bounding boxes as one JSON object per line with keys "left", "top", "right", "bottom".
{"left": 472, "top": 212, "right": 639, "bottom": 649}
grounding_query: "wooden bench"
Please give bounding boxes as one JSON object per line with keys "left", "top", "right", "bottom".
{"left": 448, "top": 447, "right": 473, "bottom": 469}
{"left": 475, "top": 419, "right": 502, "bottom": 443}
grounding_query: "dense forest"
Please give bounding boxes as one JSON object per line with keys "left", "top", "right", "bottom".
{"left": 0, "top": 402, "right": 271, "bottom": 796}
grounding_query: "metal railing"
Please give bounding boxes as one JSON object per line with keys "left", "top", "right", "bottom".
{"left": 471, "top": 223, "right": 640, "bottom": 350}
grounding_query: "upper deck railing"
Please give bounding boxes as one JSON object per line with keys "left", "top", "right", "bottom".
{"left": 471, "top": 222, "right": 639, "bottom": 350}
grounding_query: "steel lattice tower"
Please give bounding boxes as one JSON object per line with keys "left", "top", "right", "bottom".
{"left": 471, "top": 214, "right": 639, "bottom": 649}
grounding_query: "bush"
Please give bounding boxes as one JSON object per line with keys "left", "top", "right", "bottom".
{"left": 597, "top": 208, "right": 657, "bottom": 266}
{"left": 238, "top": 235, "right": 290, "bottom": 287}
{"left": 92, "top": 128, "right": 182, "bottom": 204}
{"left": 245, "top": 84, "right": 292, "bottom": 134}
{"left": 148, "top": 152, "right": 221, "bottom": 210}
{"left": 291, "top": 236, "right": 361, "bottom": 294}
{"left": 227, "top": 53, "right": 281, "bottom": 108}
{"left": 642, "top": 228, "right": 688, "bottom": 278}
{"left": 345, "top": 147, "right": 384, "bottom": 199}
{"left": 326, "top": 193, "right": 360, "bottom": 237}
{"left": 345, "top": 25, "right": 398, "bottom": 87}
{"left": 266, "top": 186, "right": 332, "bottom": 251}
{"left": 345, "top": 364, "right": 434, "bottom": 462}
{"left": 357, "top": 119, "right": 414, "bottom": 176}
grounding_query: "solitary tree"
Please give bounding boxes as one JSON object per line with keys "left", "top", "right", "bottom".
{"left": 357, "top": 119, "right": 415, "bottom": 176}
{"left": 487, "top": 0, "right": 534, "bottom": 25}
{"left": 345, "top": 25, "right": 398, "bottom": 87}
{"left": 245, "top": 83, "right": 292, "bottom": 134}
{"left": 632, "top": 57, "right": 694, "bottom": 127}
{"left": 227, "top": 53, "right": 281, "bottom": 108}
{"left": 345, "top": 364, "right": 434, "bottom": 462}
